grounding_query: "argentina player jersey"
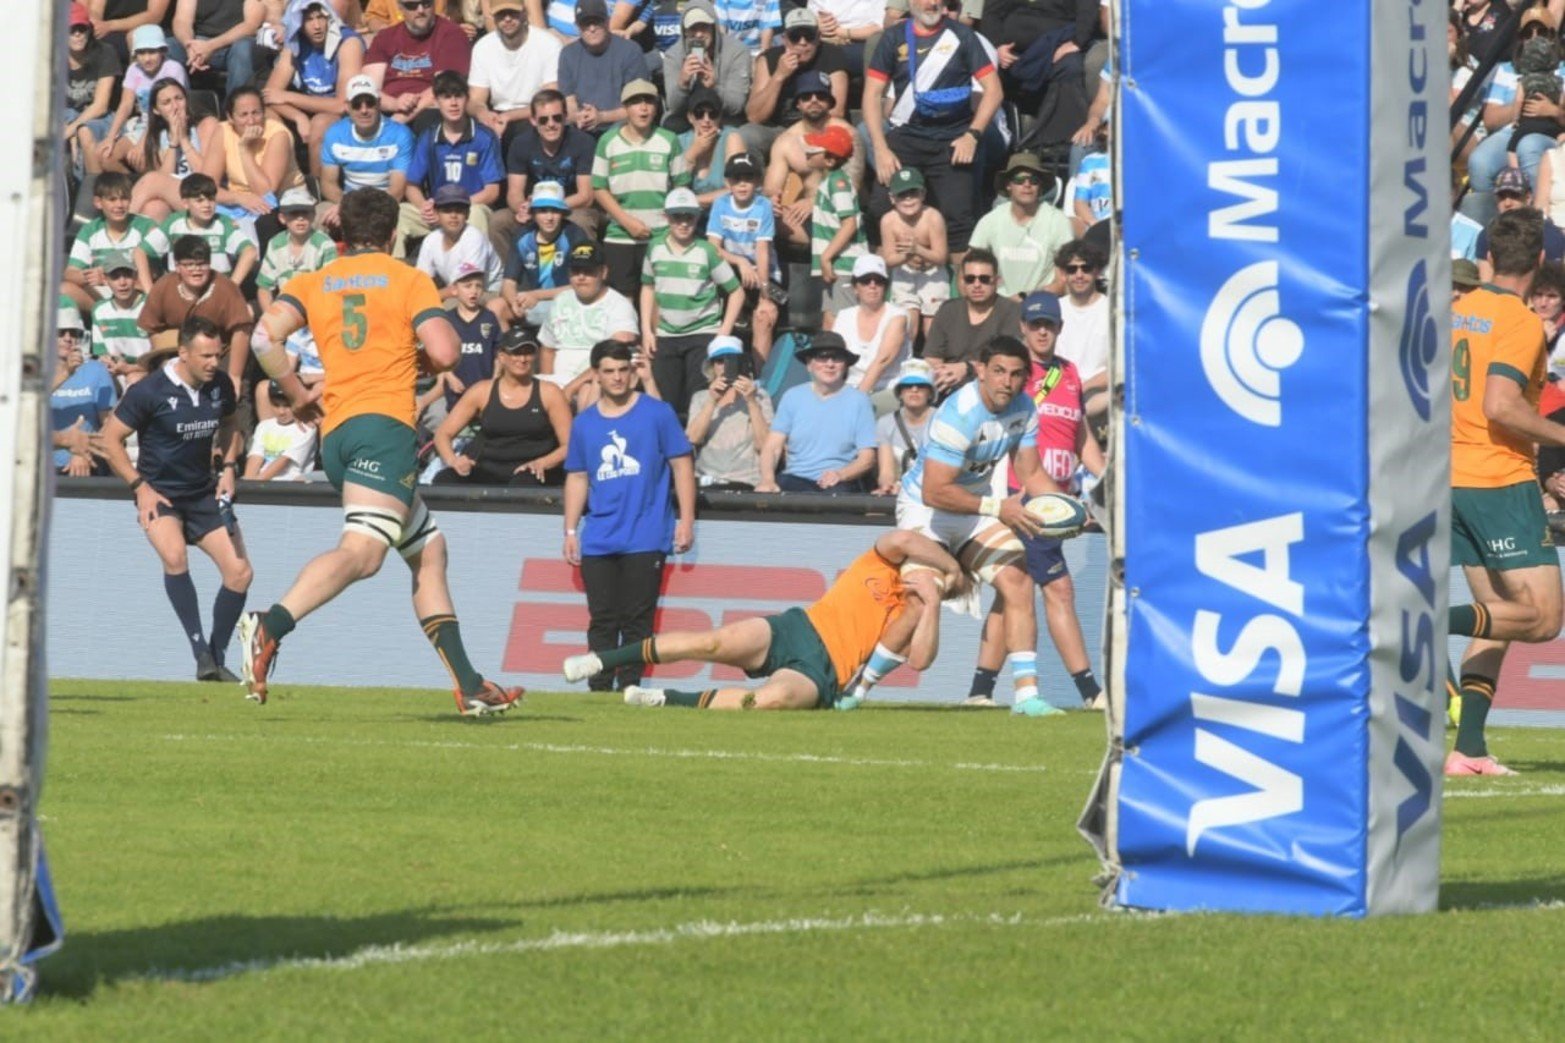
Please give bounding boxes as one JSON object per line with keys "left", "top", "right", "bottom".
{"left": 900, "top": 380, "right": 1038, "bottom": 501}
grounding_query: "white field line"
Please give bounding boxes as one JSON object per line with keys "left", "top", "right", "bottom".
{"left": 158, "top": 733, "right": 1051, "bottom": 774}
{"left": 139, "top": 910, "right": 1135, "bottom": 985}
{"left": 1444, "top": 784, "right": 1565, "bottom": 800}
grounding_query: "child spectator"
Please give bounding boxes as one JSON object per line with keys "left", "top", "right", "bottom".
{"left": 806, "top": 124, "right": 866, "bottom": 315}
{"left": 1509, "top": 33, "right": 1565, "bottom": 172}
{"left": 498, "top": 181, "right": 590, "bottom": 331}
{"left": 256, "top": 187, "right": 340, "bottom": 311}
{"left": 416, "top": 184, "right": 505, "bottom": 299}
{"left": 640, "top": 187, "right": 744, "bottom": 418}
{"left": 540, "top": 241, "right": 641, "bottom": 407}
{"left": 63, "top": 172, "right": 158, "bottom": 313}
{"left": 154, "top": 173, "right": 259, "bottom": 284}
{"left": 89, "top": 24, "right": 187, "bottom": 175}
{"left": 706, "top": 151, "right": 781, "bottom": 360}
{"left": 50, "top": 306, "right": 116, "bottom": 477}
{"left": 1070, "top": 128, "right": 1113, "bottom": 235}
{"left": 873, "top": 359, "right": 935, "bottom": 494}
{"left": 434, "top": 263, "right": 504, "bottom": 414}
{"left": 878, "top": 166, "right": 950, "bottom": 341}
{"left": 244, "top": 382, "right": 318, "bottom": 481}
{"left": 591, "top": 78, "right": 691, "bottom": 297}
{"left": 89, "top": 251, "right": 152, "bottom": 390}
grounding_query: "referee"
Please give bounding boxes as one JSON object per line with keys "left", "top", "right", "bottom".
{"left": 100, "top": 315, "right": 254, "bottom": 683}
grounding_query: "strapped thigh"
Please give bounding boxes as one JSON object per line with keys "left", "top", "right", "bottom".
{"left": 343, "top": 505, "right": 405, "bottom": 548}
{"left": 395, "top": 497, "right": 441, "bottom": 560}
{"left": 961, "top": 523, "right": 1027, "bottom": 583}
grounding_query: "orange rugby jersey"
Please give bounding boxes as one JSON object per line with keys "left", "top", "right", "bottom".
{"left": 1450, "top": 285, "right": 1548, "bottom": 489}
{"left": 278, "top": 252, "right": 446, "bottom": 437}
{"left": 804, "top": 549, "right": 908, "bottom": 689}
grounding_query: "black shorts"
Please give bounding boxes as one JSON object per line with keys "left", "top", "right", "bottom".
{"left": 149, "top": 491, "right": 234, "bottom": 544}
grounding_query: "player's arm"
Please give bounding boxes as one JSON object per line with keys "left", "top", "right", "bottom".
{"left": 1483, "top": 364, "right": 1565, "bottom": 447}
{"left": 902, "top": 581, "right": 943, "bottom": 671}
{"left": 415, "top": 311, "right": 462, "bottom": 373}
{"left": 923, "top": 456, "right": 1046, "bottom": 537}
{"left": 873, "top": 528, "right": 965, "bottom": 597}
{"left": 98, "top": 412, "right": 141, "bottom": 488}
{"left": 1010, "top": 442, "right": 1063, "bottom": 497}
{"left": 253, "top": 295, "right": 313, "bottom": 409}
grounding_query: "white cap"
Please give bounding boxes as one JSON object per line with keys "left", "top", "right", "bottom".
{"left": 279, "top": 186, "right": 317, "bottom": 210}
{"left": 57, "top": 305, "right": 84, "bottom": 332}
{"left": 346, "top": 74, "right": 378, "bottom": 102}
{"left": 529, "top": 180, "right": 570, "bottom": 212}
{"left": 707, "top": 335, "right": 743, "bottom": 359}
{"left": 851, "top": 254, "right": 888, "bottom": 281}
{"left": 663, "top": 187, "right": 702, "bottom": 214}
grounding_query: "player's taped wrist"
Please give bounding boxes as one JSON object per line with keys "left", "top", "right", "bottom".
{"left": 979, "top": 496, "right": 1000, "bottom": 518}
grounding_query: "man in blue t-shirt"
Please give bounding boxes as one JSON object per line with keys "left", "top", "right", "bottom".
{"left": 50, "top": 307, "right": 116, "bottom": 476}
{"left": 98, "top": 315, "right": 254, "bottom": 684}
{"left": 563, "top": 340, "right": 697, "bottom": 690}
{"left": 756, "top": 332, "right": 878, "bottom": 494}
{"left": 320, "top": 74, "right": 415, "bottom": 233}
{"left": 398, "top": 70, "right": 505, "bottom": 253}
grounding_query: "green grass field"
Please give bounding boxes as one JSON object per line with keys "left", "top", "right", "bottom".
{"left": 22, "top": 679, "right": 1565, "bottom": 1039}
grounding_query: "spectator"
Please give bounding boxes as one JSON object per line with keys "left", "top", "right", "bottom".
{"left": 86, "top": 23, "right": 186, "bottom": 175}
{"left": 51, "top": 307, "right": 117, "bottom": 477}
{"left": 873, "top": 357, "right": 934, "bottom": 494}
{"left": 174, "top": 0, "right": 264, "bottom": 92}
{"left": 686, "top": 334, "right": 772, "bottom": 489}
{"left": 66, "top": 4, "right": 123, "bottom": 180}
{"left": 1053, "top": 237, "right": 1108, "bottom": 427}
{"left": 1477, "top": 169, "right": 1565, "bottom": 282}
{"left": 610, "top": 0, "right": 682, "bottom": 73}
{"left": 708, "top": 0, "right": 781, "bottom": 58}
{"left": 807, "top": 124, "right": 867, "bottom": 315}
{"left": 808, "top": 0, "right": 885, "bottom": 74}
{"left": 256, "top": 186, "right": 339, "bottom": 311}
{"left": 830, "top": 254, "right": 909, "bottom": 404}
{"left": 1069, "top": 130, "right": 1112, "bottom": 235}
{"left": 363, "top": 0, "right": 472, "bottom": 132}
{"left": 592, "top": 78, "right": 690, "bottom": 297}
{"left": 923, "top": 247, "right": 1021, "bottom": 398}
{"left": 559, "top": 0, "right": 647, "bottom": 135}
{"left": 540, "top": 241, "right": 640, "bottom": 405}
{"left": 154, "top": 172, "right": 260, "bottom": 284}
{"left": 1532, "top": 258, "right": 1565, "bottom": 361}
{"left": 679, "top": 86, "right": 747, "bottom": 205}
{"left": 199, "top": 86, "right": 306, "bottom": 246}
{"left": 742, "top": 8, "right": 849, "bottom": 156}
{"left": 138, "top": 235, "right": 253, "bottom": 390}
{"left": 706, "top": 150, "right": 780, "bottom": 360}
{"left": 89, "top": 251, "right": 153, "bottom": 387}
{"left": 319, "top": 74, "right": 415, "bottom": 231}
{"left": 864, "top": 0, "right": 1002, "bottom": 254}
{"left": 64, "top": 172, "right": 159, "bottom": 314}
{"left": 469, "top": 0, "right": 563, "bottom": 155}
{"left": 435, "top": 326, "right": 572, "bottom": 485}
{"left": 980, "top": 0, "right": 1095, "bottom": 148}
{"left": 756, "top": 331, "right": 877, "bottom": 493}
{"left": 397, "top": 70, "right": 504, "bottom": 254}
{"left": 427, "top": 260, "right": 501, "bottom": 412}
{"left": 262, "top": 0, "right": 364, "bottom": 178}
{"left": 540, "top": 0, "right": 584, "bottom": 41}
{"left": 497, "top": 180, "right": 590, "bottom": 331}
{"left": 362, "top": 0, "right": 458, "bottom": 33}
{"left": 500, "top": 87, "right": 597, "bottom": 244}
{"left": 662, "top": 2, "right": 751, "bottom": 124}
{"left": 244, "top": 380, "right": 319, "bottom": 479}
{"left": 1463, "top": 9, "right": 1565, "bottom": 226}
{"left": 128, "top": 78, "right": 219, "bottom": 221}
{"left": 563, "top": 339, "right": 697, "bottom": 692}
{"left": 765, "top": 69, "right": 862, "bottom": 250}
{"left": 967, "top": 151, "right": 1072, "bottom": 298}
{"left": 878, "top": 166, "right": 949, "bottom": 340}
{"left": 640, "top": 187, "right": 744, "bottom": 419}
{"left": 414, "top": 184, "right": 505, "bottom": 297}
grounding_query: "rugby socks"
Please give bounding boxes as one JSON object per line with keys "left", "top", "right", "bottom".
{"left": 1449, "top": 603, "right": 1493, "bottom": 639}
{"left": 967, "top": 666, "right": 999, "bottom": 700}
{"left": 1454, "top": 673, "right": 1498, "bottom": 757}
{"left": 848, "top": 644, "right": 907, "bottom": 700}
{"left": 1008, "top": 651, "right": 1040, "bottom": 702}
{"left": 598, "top": 638, "right": 660, "bottom": 671}
{"left": 261, "top": 603, "right": 297, "bottom": 642}
{"left": 421, "top": 614, "right": 484, "bottom": 696}
{"left": 209, "top": 586, "right": 247, "bottom": 665}
{"left": 663, "top": 689, "right": 717, "bottom": 708}
{"left": 164, "top": 572, "right": 211, "bottom": 661}
{"left": 1071, "top": 667, "right": 1102, "bottom": 705}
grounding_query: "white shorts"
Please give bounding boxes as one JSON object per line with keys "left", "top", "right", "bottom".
{"left": 895, "top": 490, "right": 1007, "bottom": 556}
{"left": 890, "top": 266, "right": 952, "bottom": 318}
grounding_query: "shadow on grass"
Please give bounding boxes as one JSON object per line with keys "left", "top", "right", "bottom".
{"left": 50, "top": 695, "right": 137, "bottom": 704}
{"left": 1440, "top": 875, "right": 1565, "bottom": 911}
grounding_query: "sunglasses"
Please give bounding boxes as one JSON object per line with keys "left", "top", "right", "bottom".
{"left": 962, "top": 273, "right": 994, "bottom": 285}
{"left": 500, "top": 345, "right": 538, "bottom": 356}
{"left": 692, "top": 108, "right": 719, "bottom": 120}
{"left": 350, "top": 96, "right": 378, "bottom": 109}
{"left": 577, "top": 16, "right": 606, "bottom": 27}
{"left": 494, "top": 7, "right": 524, "bottom": 17}
{"left": 855, "top": 275, "right": 888, "bottom": 286}
{"left": 58, "top": 328, "right": 83, "bottom": 340}
{"left": 281, "top": 208, "right": 314, "bottom": 219}
{"left": 69, "top": 24, "right": 90, "bottom": 34}
{"left": 400, "top": 0, "right": 434, "bottom": 9}
{"left": 796, "top": 90, "right": 831, "bottom": 103}
{"left": 667, "top": 212, "right": 699, "bottom": 222}
{"left": 1063, "top": 262, "right": 1096, "bottom": 274}
{"left": 1009, "top": 172, "right": 1042, "bottom": 186}
{"left": 786, "top": 29, "right": 818, "bottom": 43}
{"left": 535, "top": 112, "right": 565, "bottom": 125}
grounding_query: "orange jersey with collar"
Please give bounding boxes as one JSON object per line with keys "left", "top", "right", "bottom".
{"left": 804, "top": 549, "right": 908, "bottom": 689}
{"left": 1450, "top": 285, "right": 1548, "bottom": 488}
{"left": 278, "top": 252, "right": 447, "bottom": 437}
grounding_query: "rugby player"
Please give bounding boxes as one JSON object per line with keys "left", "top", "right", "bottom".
{"left": 99, "top": 315, "right": 253, "bottom": 683}
{"left": 898, "top": 335, "right": 1073, "bottom": 716}
{"left": 236, "top": 188, "right": 522, "bottom": 716}
{"left": 1447, "top": 207, "right": 1565, "bottom": 775}
{"left": 559, "top": 530, "right": 964, "bottom": 710}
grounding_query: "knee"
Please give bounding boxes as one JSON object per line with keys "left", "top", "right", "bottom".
{"left": 347, "top": 540, "right": 390, "bottom": 579}
{"left": 993, "top": 566, "right": 1031, "bottom": 602}
{"left": 228, "top": 558, "right": 255, "bottom": 591}
{"left": 1526, "top": 604, "right": 1563, "bottom": 643}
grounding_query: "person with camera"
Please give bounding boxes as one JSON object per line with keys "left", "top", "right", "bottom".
{"left": 662, "top": 2, "right": 750, "bottom": 125}
{"left": 433, "top": 326, "right": 572, "bottom": 486}
{"left": 686, "top": 335, "right": 773, "bottom": 491}
{"left": 874, "top": 359, "right": 935, "bottom": 495}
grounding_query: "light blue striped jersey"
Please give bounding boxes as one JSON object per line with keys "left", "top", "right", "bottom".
{"left": 321, "top": 116, "right": 415, "bottom": 191}
{"left": 900, "top": 379, "right": 1038, "bottom": 501}
{"left": 707, "top": 192, "right": 779, "bottom": 282}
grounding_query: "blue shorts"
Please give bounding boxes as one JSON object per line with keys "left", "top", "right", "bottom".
{"left": 1023, "top": 533, "right": 1070, "bottom": 586}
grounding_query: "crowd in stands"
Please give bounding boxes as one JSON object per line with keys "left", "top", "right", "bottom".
{"left": 54, "top": 0, "right": 1116, "bottom": 494}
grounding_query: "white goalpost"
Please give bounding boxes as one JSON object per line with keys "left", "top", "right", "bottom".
{"left": 0, "top": 0, "right": 67, "bottom": 1003}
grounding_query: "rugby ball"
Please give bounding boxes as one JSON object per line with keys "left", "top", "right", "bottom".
{"left": 1025, "top": 493, "right": 1089, "bottom": 539}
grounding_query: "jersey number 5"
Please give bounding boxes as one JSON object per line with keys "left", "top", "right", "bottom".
{"left": 1452, "top": 337, "right": 1470, "bottom": 402}
{"left": 342, "top": 293, "right": 367, "bottom": 351}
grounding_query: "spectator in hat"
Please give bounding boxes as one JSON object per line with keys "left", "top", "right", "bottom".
{"left": 679, "top": 86, "right": 748, "bottom": 205}
{"left": 263, "top": 0, "right": 365, "bottom": 179}
{"left": 540, "top": 240, "right": 641, "bottom": 407}
{"left": 806, "top": 124, "right": 867, "bottom": 314}
{"left": 319, "top": 74, "right": 415, "bottom": 232}
{"left": 756, "top": 330, "right": 877, "bottom": 493}
{"left": 873, "top": 357, "right": 935, "bottom": 494}
{"left": 86, "top": 23, "right": 187, "bottom": 176}
{"left": 89, "top": 251, "right": 153, "bottom": 387}
{"left": 173, "top": 0, "right": 263, "bottom": 93}
{"left": 830, "top": 254, "right": 910, "bottom": 404}
{"left": 498, "top": 181, "right": 592, "bottom": 331}
{"left": 967, "top": 151, "right": 1073, "bottom": 298}
{"left": 707, "top": 150, "right": 781, "bottom": 360}
{"left": 663, "top": 1, "right": 751, "bottom": 124}
{"left": 863, "top": 0, "right": 1003, "bottom": 254}
{"left": 764, "top": 68, "right": 864, "bottom": 251}
{"left": 922, "top": 246, "right": 1020, "bottom": 397}
{"left": 593, "top": 78, "right": 691, "bottom": 297}
{"left": 415, "top": 184, "right": 505, "bottom": 296}
{"left": 363, "top": 0, "right": 472, "bottom": 133}
{"left": 500, "top": 88, "right": 598, "bottom": 246}
{"left": 256, "top": 186, "right": 339, "bottom": 312}
{"left": 138, "top": 234, "right": 253, "bottom": 392}
{"left": 1452, "top": 258, "right": 1482, "bottom": 303}
{"left": 51, "top": 306, "right": 117, "bottom": 478}
{"left": 879, "top": 165, "right": 949, "bottom": 340}
{"left": 244, "top": 380, "right": 318, "bottom": 480}
{"left": 397, "top": 69, "right": 504, "bottom": 255}
{"left": 559, "top": 0, "right": 648, "bottom": 134}
{"left": 686, "top": 334, "right": 773, "bottom": 490}
{"left": 1476, "top": 169, "right": 1565, "bottom": 283}
{"left": 65, "top": 3, "right": 123, "bottom": 179}
{"left": 435, "top": 325, "right": 573, "bottom": 485}
{"left": 469, "top": 0, "right": 563, "bottom": 156}
{"left": 742, "top": 7, "right": 850, "bottom": 157}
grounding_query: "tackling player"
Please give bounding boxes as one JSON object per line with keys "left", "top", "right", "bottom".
{"left": 1447, "top": 207, "right": 1565, "bottom": 775}
{"left": 897, "top": 336, "right": 1071, "bottom": 716}
{"left": 236, "top": 188, "right": 522, "bottom": 717}
{"left": 560, "top": 530, "right": 964, "bottom": 710}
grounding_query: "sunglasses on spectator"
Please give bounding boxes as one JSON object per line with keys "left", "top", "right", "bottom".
{"left": 535, "top": 111, "right": 565, "bottom": 125}
{"left": 855, "top": 275, "right": 888, "bottom": 286}
{"left": 1063, "top": 262, "right": 1096, "bottom": 274}
{"left": 69, "top": 24, "right": 90, "bottom": 35}
{"left": 577, "top": 16, "right": 606, "bottom": 27}
{"left": 786, "top": 29, "right": 818, "bottom": 43}
{"left": 350, "top": 97, "right": 378, "bottom": 110}
{"left": 963, "top": 273, "right": 994, "bottom": 285}
{"left": 58, "top": 328, "right": 83, "bottom": 340}
{"left": 281, "top": 208, "right": 314, "bottom": 219}
{"left": 692, "top": 107, "right": 719, "bottom": 120}
{"left": 400, "top": 0, "right": 434, "bottom": 9}
{"left": 797, "top": 90, "right": 831, "bottom": 103}
{"left": 1009, "top": 172, "right": 1042, "bottom": 186}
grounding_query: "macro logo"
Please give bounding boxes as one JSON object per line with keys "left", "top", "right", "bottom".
{"left": 1398, "top": 260, "right": 1437, "bottom": 420}
{"left": 1199, "top": 261, "right": 1304, "bottom": 427}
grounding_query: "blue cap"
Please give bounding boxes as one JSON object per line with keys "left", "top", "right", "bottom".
{"left": 790, "top": 70, "right": 833, "bottom": 100}
{"left": 707, "top": 335, "right": 743, "bottom": 359}
{"left": 1022, "top": 292, "right": 1062, "bottom": 325}
{"left": 432, "top": 184, "right": 471, "bottom": 208}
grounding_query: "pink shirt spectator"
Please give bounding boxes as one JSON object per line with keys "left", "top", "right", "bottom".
{"left": 1013, "top": 355, "right": 1084, "bottom": 490}
{"left": 365, "top": 16, "right": 472, "bottom": 99}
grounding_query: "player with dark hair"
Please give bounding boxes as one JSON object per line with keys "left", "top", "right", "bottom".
{"left": 98, "top": 315, "right": 252, "bottom": 682}
{"left": 1447, "top": 205, "right": 1565, "bottom": 774}
{"left": 562, "top": 529, "right": 964, "bottom": 710}
{"left": 238, "top": 188, "right": 523, "bottom": 716}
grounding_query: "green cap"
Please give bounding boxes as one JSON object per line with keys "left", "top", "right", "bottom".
{"left": 889, "top": 167, "right": 925, "bottom": 195}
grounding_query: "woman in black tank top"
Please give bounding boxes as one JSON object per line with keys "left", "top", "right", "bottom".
{"left": 433, "top": 330, "right": 572, "bottom": 486}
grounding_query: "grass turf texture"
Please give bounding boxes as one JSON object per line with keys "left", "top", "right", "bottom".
{"left": 26, "top": 679, "right": 1565, "bottom": 1038}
